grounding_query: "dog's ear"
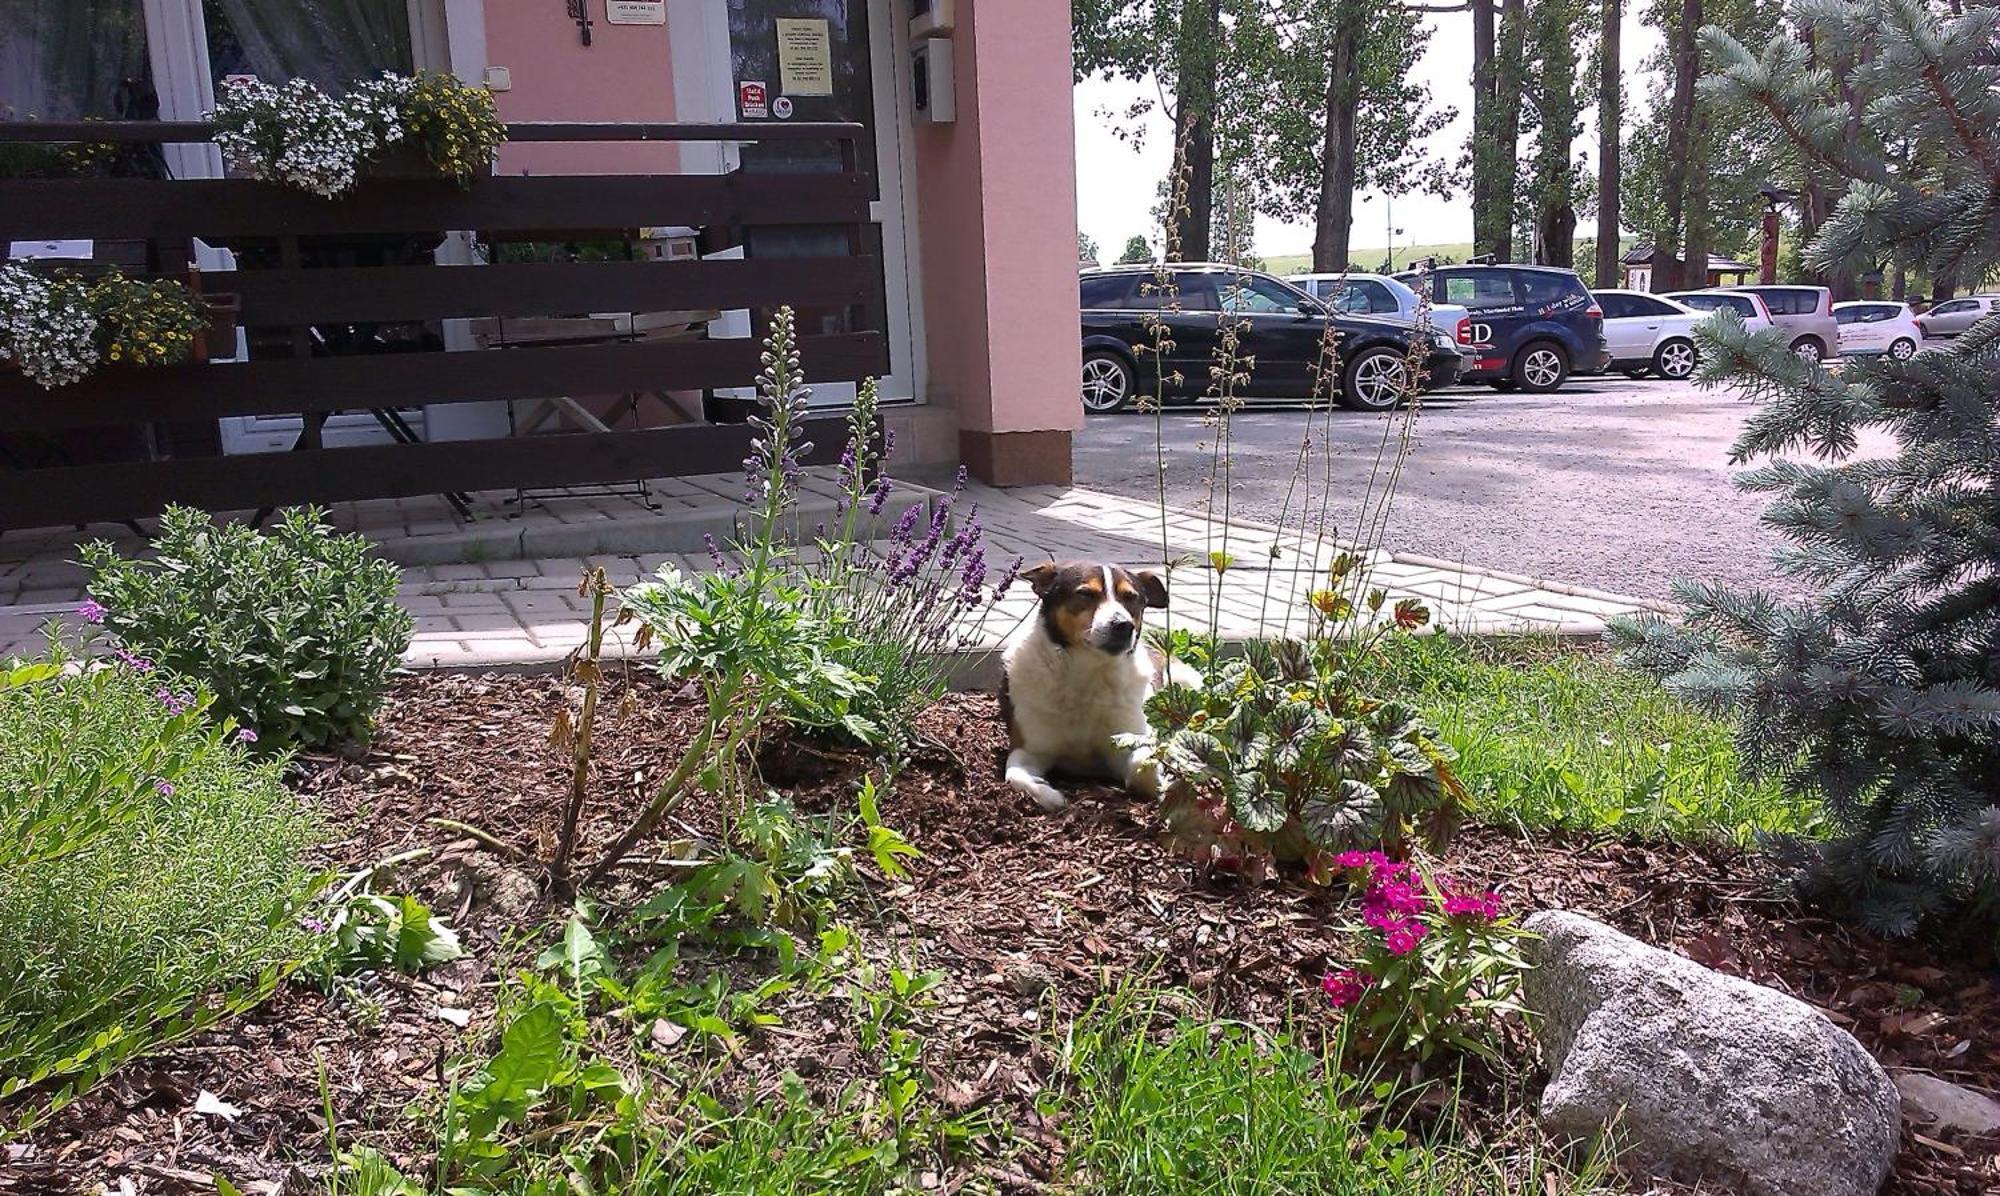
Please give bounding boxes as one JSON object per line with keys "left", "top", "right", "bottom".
{"left": 1134, "top": 570, "right": 1169, "bottom": 609}
{"left": 1021, "top": 561, "right": 1061, "bottom": 596}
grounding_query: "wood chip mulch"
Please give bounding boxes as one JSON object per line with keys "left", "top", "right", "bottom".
{"left": 4, "top": 673, "right": 1995, "bottom": 1195}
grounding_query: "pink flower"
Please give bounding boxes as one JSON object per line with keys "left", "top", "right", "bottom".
{"left": 1321, "top": 968, "right": 1373, "bottom": 1010}
{"left": 1333, "top": 849, "right": 1387, "bottom": 872}
{"left": 115, "top": 648, "right": 153, "bottom": 673}
{"left": 153, "top": 779, "right": 175, "bottom": 797}
{"left": 77, "top": 599, "right": 106, "bottom": 624}
{"left": 1370, "top": 879, "right": 1427, "bottom": 916}
{"left": 1440, "top": 888, "right": 1503, "bottom": 921}
{"left": 236, "top": 728, "right": 259, "bottom": 744}
{"left": 1384, "top": 922, "right": 1427, "bottom": 956}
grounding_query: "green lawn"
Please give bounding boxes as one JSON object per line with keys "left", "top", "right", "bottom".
{"left": 1359, "top": 634, "right": 1815, "bottom": 843}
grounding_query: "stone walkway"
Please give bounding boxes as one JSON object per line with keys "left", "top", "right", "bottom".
{"left": 0, "top": 473, "right": 1670, "bottom": 672}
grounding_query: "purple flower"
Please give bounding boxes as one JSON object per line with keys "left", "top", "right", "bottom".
{"left": 993, "top": 557, "right": 1025, "bottom": 599}
{"left": 77, "top": 599, "right": 106, "bottom": 624}
{"left": 882, "top": 426, "right": 897, "bottom": 461}
{"left": 115, "top": 648, "right": 154, "bottom": 674}
{"left": 704, "top": 533, "right": 728, "bottom": 571}
{"left": 236, "top": 728, "right": 259, "bottom": 745}
{"left": 300, "top": 916, "right": 328, "bottom": 935}
{"left": 891, "top": 504, "right": 921, "bottom": 541}
{"left": 867, "top": 475, "right": 893, "bottom": 516}
{"left": 155, "top": 687, "right": 192, "bottom": 716}
{"left": 153, "top": 779, "right": 175, "bottom": 797}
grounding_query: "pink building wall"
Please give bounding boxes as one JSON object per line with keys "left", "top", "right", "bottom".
{"left": 482, "top": 5, "right": 680, "bottom": 176}
{"left": 912, "top": 0, "right": 1083, "bottom": 485}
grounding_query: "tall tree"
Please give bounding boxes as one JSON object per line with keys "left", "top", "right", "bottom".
{"left": 1656, "top": 0, "right": 1703, "bottom": 288}
{"left": 1594, "top": 0, "right": 1623, "bottom": 287}
{"left": 1523, "top": 0, "right": 1589, "bottom": 266}
{"left": 1073, "top": 0, "right": 1240, "bottom": 262}
{"left": 1243, "top": 2, "right": 1455, "bottom": 270}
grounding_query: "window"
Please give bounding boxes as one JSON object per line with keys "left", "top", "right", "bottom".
{"left": 1080, "top": 274, "right": 1134, "bottom": 310}
{"left": 1355, "top": 280, "right": 1399, "bottom": 314}
{"left": 1626, "top": 295, "right": 1679, "bottom": 317}
{"left": 202, "top": 0, "right": 415, "bottom": 95}
{"left": 1519, "top": 271, "right": 1584, "bottom": 307}
{"left": 1931, "top": 299, "right": 1974, "bottom": 315}
{"left": 1835, "top": 307, "right": 1863, "bottom": 325}
{"left": 1173, "top": 272, "right": 1222, "bottom": 313}
{"left": 0, "top": 1, "right": 153, "bottom": 121}
{"left": 1221, "top": 276, "right": 1306, "bottom": 315}
{"left": 1441, "top": 271, "right": 1517, "bottom": 310}
{"left": 1596, "top": 293, "right": 1633, "bottom": 320}
{"left": 1751, "top": 288, "right": 1821, "bottom": 316}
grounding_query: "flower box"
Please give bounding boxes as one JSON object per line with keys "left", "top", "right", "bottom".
{"left": 360, "top": 141, "right": 491, "bottom": 182}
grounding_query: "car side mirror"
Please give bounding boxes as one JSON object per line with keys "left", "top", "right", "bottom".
{"left": 1296, "top": 301, "right": 1323, "bottom": 317}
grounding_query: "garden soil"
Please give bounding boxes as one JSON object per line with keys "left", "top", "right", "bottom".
{"left": 6, "top": 674, "right": 1995, "bottom": 1195}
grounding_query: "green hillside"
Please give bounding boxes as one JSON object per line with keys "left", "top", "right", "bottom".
{"left": 1262, "top": 238, "right": 1641, "bottom": 277}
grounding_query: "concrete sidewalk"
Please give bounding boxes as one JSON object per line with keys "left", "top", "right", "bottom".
{"left": 0, "top": 475, "right": 1671, "bottom": 672}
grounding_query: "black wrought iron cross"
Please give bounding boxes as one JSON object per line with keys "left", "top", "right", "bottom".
{"left": 566, "top": 0, "right": 594, "bottom": 45}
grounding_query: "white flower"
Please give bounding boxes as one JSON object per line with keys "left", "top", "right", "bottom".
{"left": 0, "top": 264, "right": 100, "bottom": 388}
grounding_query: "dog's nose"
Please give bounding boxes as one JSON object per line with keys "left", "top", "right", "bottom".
{"left": 1103, "top": 621, "right": 1136, "bottom": 652}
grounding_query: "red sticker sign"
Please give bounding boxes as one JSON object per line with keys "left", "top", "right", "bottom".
{"left": 738, "top": 81, "right": 769, "bottom": 119}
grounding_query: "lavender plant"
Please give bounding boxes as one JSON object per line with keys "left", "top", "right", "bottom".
{"left": 795, "top": 381, "right": 1023, "bottom": 750}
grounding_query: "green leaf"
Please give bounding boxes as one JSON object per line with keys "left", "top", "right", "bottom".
{"left": 392, "top": 896, "right": 463, "bottom": 973}
{"left": 472, "top": 1001, "right": 565, "bottom": 1123}
{"left": 1228, "top": 772, "right": 1288, "bottom": 834}
{"left": 1301, "top": 780, "right": 1382, "bottom": 848}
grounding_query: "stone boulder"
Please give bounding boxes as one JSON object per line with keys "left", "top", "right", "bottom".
{"left": 1523, "top": 910, "right": 1900, "bottom": 1196}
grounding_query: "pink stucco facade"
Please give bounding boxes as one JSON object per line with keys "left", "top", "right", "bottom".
{"left": 483, "top": 4, "right": 681, "bottom": 176}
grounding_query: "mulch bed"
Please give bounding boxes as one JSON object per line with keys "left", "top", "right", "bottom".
{"left": 5, "top": 672, "right": 1997, "bottom": 1194}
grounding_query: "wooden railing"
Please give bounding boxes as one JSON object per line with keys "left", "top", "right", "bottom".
{"left": 0, "top": 121, "right": 888, "bottom": 529}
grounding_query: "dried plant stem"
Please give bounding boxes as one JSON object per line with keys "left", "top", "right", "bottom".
{"left": 550, "top": 568, "right": 610, "bottom": 893}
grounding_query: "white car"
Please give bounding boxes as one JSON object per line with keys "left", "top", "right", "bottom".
{"left": 1287, "top": 272, "right": 1475, "bottom": 363}
{"left": 1914, "top": 294, "right": 2000, "bottom": 339}
{"left": 1591, "top": 289, "right": 1709, "bottom": 380}
{"left": 1659, "top": 289, "right": 1780, "bottom": 339}
{"left": 1833, "top": 301, "right": 1925, "bottom": 360}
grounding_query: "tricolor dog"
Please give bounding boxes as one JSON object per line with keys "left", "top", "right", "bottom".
{"left": 1000, "top": 560, "right": 1190, "bottom": 811}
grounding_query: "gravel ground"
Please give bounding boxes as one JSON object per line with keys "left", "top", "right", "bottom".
{"left": 1074, "top": 373, "right": 1888, "bottom": 603}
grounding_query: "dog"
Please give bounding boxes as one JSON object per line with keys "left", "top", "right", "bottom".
{"left": 1000, "top": 560, "right": 1191, "bottom": 811}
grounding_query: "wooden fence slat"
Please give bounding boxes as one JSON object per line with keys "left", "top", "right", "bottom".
{"left": 0, "top": 419, "right": 856, "bottom": 528}
{"left": 0, "top": 120, "right": 865, "bottom": 145}
{"left": 0, "top": 174, "right": 869, "bottom": 242}
{"left": 0, "top": 334, "right": 889, "bottom": 430}
{"left": 221, "top": 257, "right": 880, "bottom": 325}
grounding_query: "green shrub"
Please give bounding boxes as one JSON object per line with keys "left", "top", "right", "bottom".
{"left": 0, "top": 655, "right": 323, "bottom": 1113}
{"left": 1142, "top": 573, "right": 1463, "bottom": 872}
{"left": 83, "top": 505, "right": 413, "bottom": 749}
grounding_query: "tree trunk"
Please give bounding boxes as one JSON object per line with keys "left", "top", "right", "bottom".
{"left": 1169, "top": 0, "right": 1221, "bottom": 263}
{"left": 1537, "top": 204, "right": 1578, "bottom": 267}
{"left": 1683, "top": 108, "right": 1711, "bottom": 288}
{"left": 1657, "top": 0, "right": 1701, "bottom": 289}
{"left": 1594, "top": 0, "right": 1622, "bottom": 288}
{"left": 1470, "top": 0, "right": 1500, "bottom": 257}
{"left": 1312, "top": 4, "right": 1364, "bottom": 272}
{"left": 1491, "top": 0, "right": 1529, "bottom": 262}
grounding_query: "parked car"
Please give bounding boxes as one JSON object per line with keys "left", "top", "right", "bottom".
{"left": 1913, "top": 294, "right": 2000, "bottom": 340}
{"left": 1393, "top": 263, "right": 1608, "bottom": 392}
{"left": 1078, "top": 264, "right": 1464, "bottom": 413}
{"left": 1832, "top": 301, "right": 1926, "bottom": 360}
{"left": 1285, "top": 272, "right": 1476, "bottom": 369}
{"left": 1718, "top": 285, "right": 1839, "bottom": 362}
{"left": 1659, "top": 288, "right": 1780, "bottom": 338}
{"left": 1591, "top": 289, "right": 1708, "bottom": 380}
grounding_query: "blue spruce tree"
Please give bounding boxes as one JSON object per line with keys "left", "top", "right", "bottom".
{"left": 1611, "top": 0, "right": 2000, "bottom": 940}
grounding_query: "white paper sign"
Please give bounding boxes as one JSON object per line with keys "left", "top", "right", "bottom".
{"left": 606, "top": 0, "right": 665, "bottom": 24}
{"left": 776, "top": 18, "right": 834, "bottom": 96}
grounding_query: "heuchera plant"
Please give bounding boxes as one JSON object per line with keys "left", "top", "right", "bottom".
{"left": 1320, "top": 850, "right": 1528, "bottom": 1062}
{"left": 1140, "top": 554, "right": 1465, "bottom": 874}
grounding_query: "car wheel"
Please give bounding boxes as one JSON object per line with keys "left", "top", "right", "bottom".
{"left": 1080, "top": 351, "right": 1135, "bottom": 414}
{"left": 1652, "top": 338, "right": 1698, "bottom": 381}
{"left": 1338, "top": 346, "right": 1411, "bottom": 411}
{"left": 1789, "top": 336, "right": 1825, "bottom": 364}
{"left": 1889, "top": 337, "right": 1917, "bottom": 361}
{"left": 1512, "top": 341, "right": 1569, "bottom": 393}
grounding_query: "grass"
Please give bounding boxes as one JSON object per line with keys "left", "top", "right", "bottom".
{"left": 1357, "top": 634, "right": 1815, "bottom": 843}
{"left": 1055, "top": 991, "right": 1607, "bottom": 1195}
{"left": 0, "top": 660, "right": 323, "bottom": 1100}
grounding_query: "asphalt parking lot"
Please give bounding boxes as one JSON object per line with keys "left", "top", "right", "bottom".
{"left": 1073, "top": 372, "right": 1846, "bottom": 602}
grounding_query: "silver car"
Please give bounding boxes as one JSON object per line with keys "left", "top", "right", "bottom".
{"left": 1287, "top": 272, "right": 1476, "bottom": 373}
{"left": 1720, "top": 285, "right": 1840, "bottom": 363}
{"left": 1720, "top": 288, "right": 1840, "bottom": 366}
{"left": 1914, "top": 295, "right": 2000, "bottom": 339}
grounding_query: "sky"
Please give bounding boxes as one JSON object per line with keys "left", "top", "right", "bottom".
{"left": 1073, "top": 10, "right": 1668, "bottom": 261}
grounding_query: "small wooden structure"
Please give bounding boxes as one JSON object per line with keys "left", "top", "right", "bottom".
{"left": 1620, "top": 245, "right": 1757, "bottom": 294}
{"left": 0, "top": 121, "right": 887, "bottom": 530}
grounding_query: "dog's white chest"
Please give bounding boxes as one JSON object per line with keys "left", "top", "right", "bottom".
{"left": 1003, "top": 636, "right": 1154, "bottom": 772}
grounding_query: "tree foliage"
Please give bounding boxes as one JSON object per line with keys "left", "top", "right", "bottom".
{"left": 1613, "top": 0, "right": 2000, "bottom": 944}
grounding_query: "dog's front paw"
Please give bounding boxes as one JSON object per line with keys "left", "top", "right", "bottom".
{"left": 1013, "top": 774, "right": 1068, "bottom": 812}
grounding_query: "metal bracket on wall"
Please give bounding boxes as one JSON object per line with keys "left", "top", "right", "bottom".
{"left": 566, "top": 0, "right": 594, "bottom": 45}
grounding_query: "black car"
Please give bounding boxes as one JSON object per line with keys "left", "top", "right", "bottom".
{"left": 1078, "top": 264, "right": 1464, "bottom": 413}
{"left": 1392, "top": 262, "right": 1609, "bottom": 392}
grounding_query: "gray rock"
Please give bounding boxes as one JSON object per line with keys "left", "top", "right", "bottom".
{"left": 1892, "top": 1071, "right": 2000, "bottom": 1137}
{"left": 1524, "top": 910, "right": 1900, "bottom": 1196}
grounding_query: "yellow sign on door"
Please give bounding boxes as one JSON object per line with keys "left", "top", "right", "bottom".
{"left": 775, "top": 18, "right": 834, "bottom": 96}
